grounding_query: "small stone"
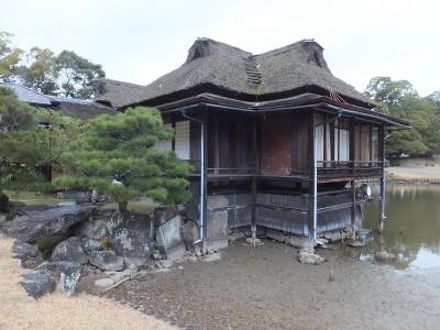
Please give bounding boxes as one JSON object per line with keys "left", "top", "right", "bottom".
{"left": 187, "top": 255, "right": 198, "bottom": 263}
{"left": 298, "top": 251, "right": 325, "bottom": 265}
{"left": 374, "top": 251, "right": 397, "bottom": 262}
{"left": 178, "top": 265, "right": 184, "bottom": 270}
{"left": 159, "top": 260, "right": 173, "bottom": 268}
{"left": 202, "top": 252, "right": 222, "bottom": 263}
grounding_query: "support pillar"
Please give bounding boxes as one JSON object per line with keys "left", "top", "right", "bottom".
{"left": 308, "top": 113, "right": 317, "bottom": 241}
{"left": 201, "top": 114, "right": 208, "bottom": 253}
{"left": 377, "top": 124, "right": 386, "bottom": 234}
{"left": 250, "top": 114, "right": 259, "bottom": 246}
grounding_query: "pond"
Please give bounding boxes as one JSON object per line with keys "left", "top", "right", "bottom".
{"left": 362, "top": 184, "right": 440, "bottom": 272}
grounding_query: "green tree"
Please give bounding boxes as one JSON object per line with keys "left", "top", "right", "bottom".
{"left": 0, "top": 87, "right": 38, "bottom": 211}
{"left": 0, "top": 87, "right": 81, "bottom": 211}
{"left": 365, "top": 77, "right": 417, "bottom": 113}
{"left": 56, "top": 50, "right": 105, "bottom": 99}
{"left": 21, "top": 47, "right": 58, "bottom": 95}
{"left": 365, "top": 77, "right": 440, "bottom": 157}
{"left": 55, "top": 107, "right": 191, "bottom": 213}
{"left": 0, "top": 32, "right": 23, "bottom": 80}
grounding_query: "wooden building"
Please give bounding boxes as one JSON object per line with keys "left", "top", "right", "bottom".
{"left": 96, "top": 38, "right": 409, "bottom": 251}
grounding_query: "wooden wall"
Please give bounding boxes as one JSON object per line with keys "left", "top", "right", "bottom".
{"left": 261, "top": 112, "right": 309, "bottom": 175}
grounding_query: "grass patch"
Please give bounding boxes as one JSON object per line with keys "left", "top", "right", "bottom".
{"left": 5, "top": 190, "right": 62, "bottom": 206}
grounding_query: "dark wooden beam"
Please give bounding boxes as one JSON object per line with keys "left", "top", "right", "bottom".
{"left": 307, "top": 113, "right": 316, "bottom": 240}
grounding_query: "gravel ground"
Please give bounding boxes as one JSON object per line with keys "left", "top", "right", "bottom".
{"left": 103, "top": 240, "right": 440, "bottom": 330}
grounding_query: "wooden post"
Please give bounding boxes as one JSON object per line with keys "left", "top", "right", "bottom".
{"left": 251, "top": 114, "right": 258, "bottom": 243}
{"left": 214, "top": 115, "right": 220, "bottom": 174}
{"left": 307, "top": 113, "right": 317, "bottom": 241}
{"left": 201, "top": 113, "right": 209, "bottom": 252}
{"left": 350, "top": 117, "right": 356, "bottom": 239}
{"left": 377, "top": 124, "right": 386, "bottom": 234}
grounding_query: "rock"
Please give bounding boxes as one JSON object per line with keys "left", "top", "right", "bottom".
{"left": 78, "top": 210, "right": 152, "bottom": 268}
{"left": 374, "top": 251, "right": 397, "bottom": 262}
{"left": 181, "top": 220, "right": 199, "bottom": 252}
{"left": 0, "top": 214, "right": 6, "bottom": 224}
{"left": 153, "top": 206, "right": 178, "bottom": 226}
{"left": 298, "top": 251, "right": 325, "bottom": 265}
{"left": 109, "top": 213, "right": 152, "bottom": 267}
{"left": 12, "top": 241, "right": 44, "bottom": 269}
{"left": 245, "top": 237, "right": 264, "bottom": 246}
{"left": 57, "top": 201, "right": 77, "bottom": 207}
{"left": 156, "top": 215, "right": 186, "bottom": 262}
{"left": 288, "top": 236, "right": 313, "bottom": 249}
{"left": 298, "top": 242, "right": 325, "bottom": 265}
{"left": 51, "top": 237, "right": 88, "bottom": 264}
{"left": 20, "top": 272, "right": 56, "bottom": 299}
{"left": 320, "top": 231, "right": 343, "bottom": 243}
{"left": 88, "top": 250, "right": 124, "bottom": 271}
{"left": 37, "top": 261, "right": 82, "bottom": 295}
{"left": 0, "top": 191, "right": 10, "bottom": 213}
{"left": 76, "top": 210, "right": 121, "bottom": 240}
{"left": 94, "top": 277, "right": 115, "bottom": 288}
{"left": 201, "top": 252, "right": 222, "bottom": 263}
{"left": 2, "top": 205, "right": 98, "bottom": 244}
{"left": 266, "top": 229, "right": 287, "bottom": 243}
{"left": 157, "top": 259, "right": 173, "bottom": 269}
{"left": 206, "top": 208, "right": 228, "bottom": 253}
{"left": 82, "top": 238, "right": 105, "bottom": 253}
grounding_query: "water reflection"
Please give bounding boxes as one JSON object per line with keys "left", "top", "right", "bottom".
{"left": 360, "top": 184, "right": 440, "bottom": 271}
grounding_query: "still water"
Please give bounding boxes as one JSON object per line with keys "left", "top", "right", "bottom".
{"left": 363, "top": 184, "right": 440, "bottom": 272}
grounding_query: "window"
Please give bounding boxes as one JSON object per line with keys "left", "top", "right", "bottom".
{"left": 334, "top": 118, "right": 350, "bottom": 162}
{"left": 175, "top": 120, "right": 190, "bottom": 160}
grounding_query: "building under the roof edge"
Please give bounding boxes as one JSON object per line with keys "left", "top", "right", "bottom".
{"left": 0, "top": 82, "right": 116, "bottom": 121}
{"left": 0, "top": 82, "right": 117, "bottom": 181}
{"left": 97, "top": 38, "right": 409, "bottom": 252}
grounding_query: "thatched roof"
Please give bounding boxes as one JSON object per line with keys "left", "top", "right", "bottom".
{"left": 0, "top": 82, "right": 116, "bottom": 120}
{"left": 48, "top": 96, "right": 117, "bottom": 120}
{"left": 94, "top": 78, "right": 145, "bottom": 108}
{"left": 98, "top": 38, "right": 375, "bottom": 108}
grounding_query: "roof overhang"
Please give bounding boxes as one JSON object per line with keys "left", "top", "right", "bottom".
{"left": 154, "top": 92, "right": 410, "bottom": 128}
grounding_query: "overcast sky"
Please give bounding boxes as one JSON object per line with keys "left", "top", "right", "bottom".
{"left": 2, "top": 0, "right": 439, "bottom": 96}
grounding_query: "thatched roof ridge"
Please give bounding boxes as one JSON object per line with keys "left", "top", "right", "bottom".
{"left": 47, "top": 96, "right": 117, "bottom": 121}
{"left": 103, "top": 38, "right": 374, "bottom": 108}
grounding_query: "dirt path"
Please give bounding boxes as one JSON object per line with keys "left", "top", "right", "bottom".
{"left": 0, "top": 234, "right": 175, "bottom": 330}
{"left": 106, "top": 240, "right": 440, "bottom": 330}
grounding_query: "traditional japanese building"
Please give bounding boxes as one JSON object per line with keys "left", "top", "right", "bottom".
{"left": 96, "top": 38, "right": 409, "bottom": 251}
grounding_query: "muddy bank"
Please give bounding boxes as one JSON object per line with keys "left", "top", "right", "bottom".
{"left": 386, "top": 166, "right": 440, "bottom": 184}
{"left": 104, "top": 240, "right": 440, "bottom": 329}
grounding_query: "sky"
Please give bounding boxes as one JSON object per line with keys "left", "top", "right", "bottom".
{"left": 1, "top": 0, "right": 439, "bottom": 96}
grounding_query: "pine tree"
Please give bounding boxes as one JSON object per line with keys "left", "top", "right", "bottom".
{"left": 55, "top": 106, "right": 191, "bottom": 213}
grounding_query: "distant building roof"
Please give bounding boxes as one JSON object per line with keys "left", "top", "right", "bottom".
{"left": 0, "top": 82, "right": 53, "bottom": 105}
{"left": 0, "top": 82, "right": 116, "bottom": 120}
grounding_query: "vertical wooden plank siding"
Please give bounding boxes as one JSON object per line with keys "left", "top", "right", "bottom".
{"left": 261, "top": 114, "right": 293, "bottom": 175}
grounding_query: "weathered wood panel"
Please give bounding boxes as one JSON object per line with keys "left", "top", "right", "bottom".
{"left": 292, "top": 113, "right": 310, "bottom": 172}
{"left": 261, "top": 114, "right": 292, "bottom": 175}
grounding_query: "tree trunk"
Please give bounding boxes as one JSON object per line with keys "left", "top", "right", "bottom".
{"left": 118, "top": 201, "right": 128, "bottom": 214}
